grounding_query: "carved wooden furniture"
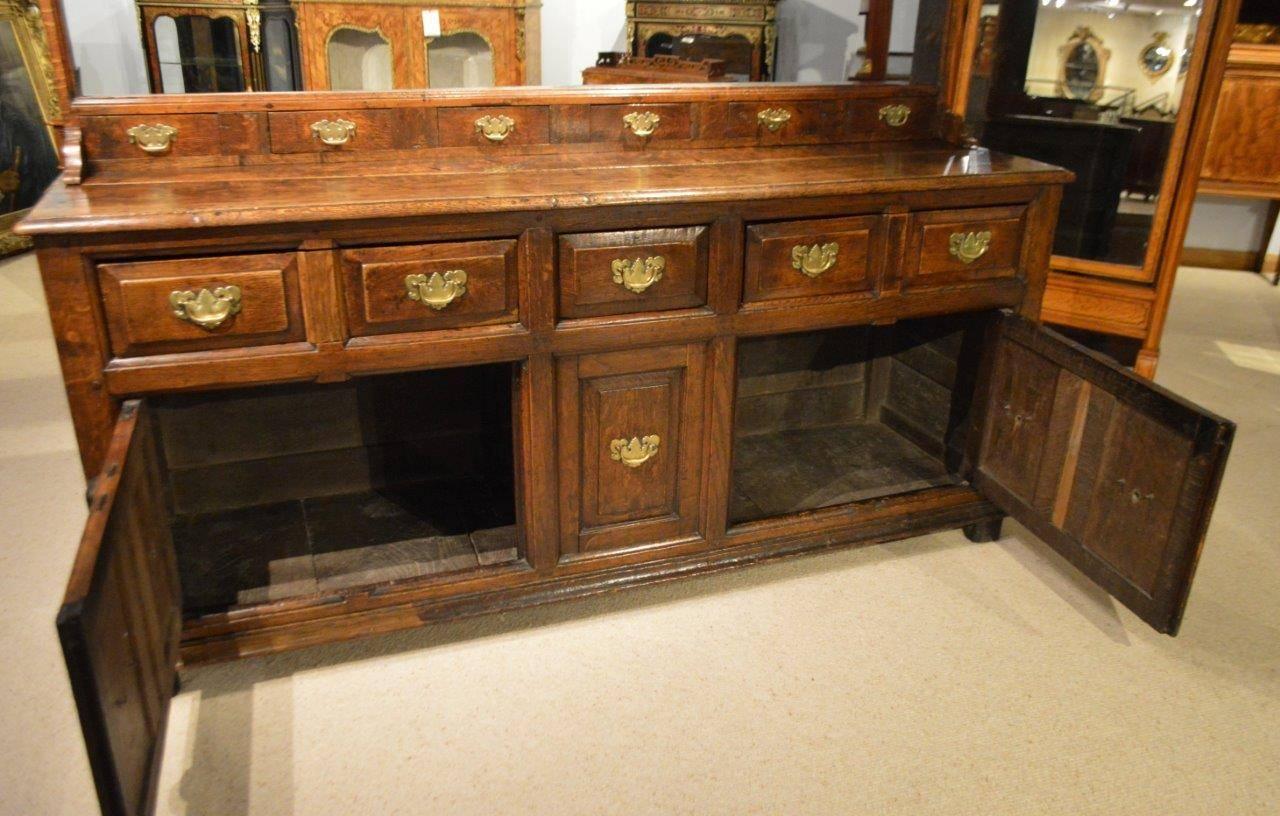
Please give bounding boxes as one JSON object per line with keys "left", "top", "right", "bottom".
{"left": 944, "top": 0, "right": 1248, "bottom": 376}
{"left": 1199, "top": 0, "right": 1280, "bottom": 284}
{"left": 626, "top": 0, "right": 778, "bottom": 81}
{"left": 136, "top": 0, "right": 302, "bottom": 93}
{"left": 294, "top": 0, "right": 540, "bottom": 90}
{"left": 18, "top": 77, "right": 1240, "bottom": 815}
{"left": 583, "top": 54, "right": 727, "bottom": 84}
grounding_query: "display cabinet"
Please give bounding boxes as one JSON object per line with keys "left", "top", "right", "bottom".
{"left": 137, "top": 0, "right": 302, "bottom": 93}
{"left": 294, "top": 0, "right": 540, "bottom": 90}
{"left": 1198, "top": 0, "right": 1280, "bottom": 284}
{"left": 626, "top": 0, "right": 779, "bottom": 81}
{"left": 943, "top": 0, "right": 1246, "bottom": 375}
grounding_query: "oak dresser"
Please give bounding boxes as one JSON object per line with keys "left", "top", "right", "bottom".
{"left": 18, "top": 82, "right": 1234, "bottom": 816}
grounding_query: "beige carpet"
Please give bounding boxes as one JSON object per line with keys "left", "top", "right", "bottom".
{"left": 1, "top": 254, "right": 1276, "bottom": 815}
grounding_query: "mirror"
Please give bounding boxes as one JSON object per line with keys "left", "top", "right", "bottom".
{"left": 964, "top": 0, "right": 1208, "bottom": 270}
{"left": 59, "top": 0, "right": 951, "bottom": 96}
{"left": 1060, "top": 27, "right": 1106, "bottom": 101}
{"left": 1138, "top": 31, "right": 1172, "bottom": 79}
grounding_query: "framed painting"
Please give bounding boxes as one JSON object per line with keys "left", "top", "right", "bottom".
{"left": 0, "top": 0, "right": 58, "bottom": 257}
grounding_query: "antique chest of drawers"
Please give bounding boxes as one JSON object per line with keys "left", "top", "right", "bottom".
{"left": 19, "top": 84, "right": 1234, "bottom": 816}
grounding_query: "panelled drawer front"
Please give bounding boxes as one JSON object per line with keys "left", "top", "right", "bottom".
{"left": 904, "top": 206, "right": 1028, "bottom": 287}
{"left": 436, "top": 106, "right": 551, "bottom": 147}
{"left": 559, "top": 226, "right": 709, "bottom": 319}
{"left": 558, "top": 344, "right": 706, "bottom": 559}
{"left": 267, "top": 110, "right": 436, "bottom": 154}
{"left": 341, "top": 240, "right": 519, "bottom": 337}
{"left": 744, "top": 215, "right": 885, "bottom": 303}
{"left": 98, "top": 253, "right": 305, "bottom": 358}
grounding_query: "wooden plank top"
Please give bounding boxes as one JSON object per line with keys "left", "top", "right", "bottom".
{"left": 18, "top": 142, "right": 1072, "bottom": 237}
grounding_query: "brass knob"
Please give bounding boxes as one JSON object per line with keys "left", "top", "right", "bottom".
{"left": 127, "top": 124, "right": 178, "bottom": 154}
{"left": 311, "top": 118, "right": 357, "bottom": 146}
{"left": 405, "top": 271, "right": 468, "bottom": 310}
{"left": 878, "top": 104, "right": 911, "bottom": 127}
{"left": 757, "top": 108, "right": 792, "bottom": 132}
{"left": 475, "top": 115, "right": 516, "bottom": 142}
{"left": 791, "top": 243, "right": 839, "bottom": 278}
{"left": 623, "top": 110, "right": 661, "bottom": 138}
{"left": 610, "top": 435, "right": 661, "bottom": 468}
{"left": 949, "top": 231, "right": 992, "bottom": 264}
{"left": 169, "top": 286, "right": 242, "bottom": 330}
{"left": 611, "top": 256, "right": 666, "bottom": 294}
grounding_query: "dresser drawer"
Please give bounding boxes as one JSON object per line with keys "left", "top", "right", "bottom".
{"left": 97, "top": 253, "right": 305, "bottom": 358}
{"left": 341, "top": 240, "right": 519, "bottom": 337}
{"left": 558, "top": 226, "right": 709, "bottom": 319}
{"left": 267, "top": 110, "right": 435, "bottom": 154}
{"left": 903, "top": 206, "right": 1027, "bottom": 287}
{"left": 557, "top": 344, "right": 707, "bottom": 559}
{"left": 744, "top": 215, "right": 886, "bottom": 304}
{"left": 436, "top": 106, "right": 550, "bottom": 147}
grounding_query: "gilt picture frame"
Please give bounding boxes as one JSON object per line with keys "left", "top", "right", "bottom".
{"left": 0, "top": 0, "right": 59, "bottom": 258}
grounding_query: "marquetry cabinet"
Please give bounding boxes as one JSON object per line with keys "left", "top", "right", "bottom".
{"left": 18, "top": 82, "right": 1236, "bottom": 816}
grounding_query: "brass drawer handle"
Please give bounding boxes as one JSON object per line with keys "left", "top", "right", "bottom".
{"left": 169, "top": 285, "right": 242, "bottom": 330}
{"left": 949, "top": 231, "right": 992, "bottom": 264}
{"left": 475, "top": 114, "right": 515, "bottom": 142}
{"left": 127, "top": 124, "right": 178, "bottom": 154}
{"left": 611, "top": 255, "right": 666, "bottom": 294}
{"left": 623, "top": 110, "right": 661, "bottom": 138}
{"left": 311, "top": 118, "right": 357, "bottom": 146}
{"left": 791, "top": 243, "right": 839, "bottom": 278}
{"left": 878, "top": 104, "right": 911, "bottom": 127}
{"left": 405, "top": 271, "right": 468, "bottom": 310}
{"left": 610, "top": 435, "right": 661, "bottom": 468}
{"left": 758, "top": 108, "right": 792, "bottom": 132}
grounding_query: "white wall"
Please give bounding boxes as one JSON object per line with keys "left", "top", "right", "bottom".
{"left": 775, "top": 0, "right": 862, "bottom": 83}
{"left": 539, "top": 0, "right": 627, "bottom": 86}
{"left": 62, "top": 0, "right": 149, "bottom": 96}
{"left": 1185, "top": 197, "right": 1280, "bottom": 256}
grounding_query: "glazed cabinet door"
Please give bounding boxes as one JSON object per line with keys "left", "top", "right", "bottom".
{"left": 58, "top": 402, "right": 181, "bottom": 816}
{"left": 973, "top": 315, "right": 1234, "bottom": 634}
{"left": 557, "top": 343, "right": 707, "bottom": 560}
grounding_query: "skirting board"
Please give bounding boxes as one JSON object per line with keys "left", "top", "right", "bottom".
{"left": 1180, "top": 246, "right": 1279, "bottom": 272}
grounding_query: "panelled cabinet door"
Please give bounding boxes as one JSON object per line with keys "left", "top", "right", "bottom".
{"left": 973, "top": 315, "right": 1234, "bottom": 634}
{"left": 557, "top": 343, "right": 707, "bottom": 560}
{"left": 58, "top": 401, "right": 181, "bottom": 816}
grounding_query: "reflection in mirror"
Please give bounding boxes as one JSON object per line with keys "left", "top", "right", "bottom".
{"left": 427, "top": 32, "right": 495, "bottom": 89}
{"left": 327, "top": 27, "right": 393, "bottom": 92}
{"left": 1060, "top": 29, "right": 1105, "bottom": 101}
{"left": 966, "top": 0, "right": 1206, "bottom": 268}
{"left": 150, "top": 14, "right": 245, "bottom": 93}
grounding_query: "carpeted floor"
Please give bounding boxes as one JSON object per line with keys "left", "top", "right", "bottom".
{"left": 0, "top": 253, "right": 1276, "bottom": 815}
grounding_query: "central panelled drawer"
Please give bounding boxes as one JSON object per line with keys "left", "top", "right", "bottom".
{"left": 341, "top": 239, "right": 519, "bottom": 336}
{"left": 558, "top": 226, "right": 710, "bottom": 319}
{"left": 744, "top": 215, "right": 887, "bottom": 303}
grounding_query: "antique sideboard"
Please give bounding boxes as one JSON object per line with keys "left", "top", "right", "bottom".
{"left": 19, "top": 80, "right": 1236, "bottom": 816}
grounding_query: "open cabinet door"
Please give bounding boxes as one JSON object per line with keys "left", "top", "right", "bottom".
{"left": 57, "top": 401, "right": 181, "bottom": 816}
{"left": 973, "top": 315, "right": 1234, "bottom": 635}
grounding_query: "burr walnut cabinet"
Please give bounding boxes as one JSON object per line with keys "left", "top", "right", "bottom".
{"left": 18, "top": 79, "right": 1237, "bottom": 816}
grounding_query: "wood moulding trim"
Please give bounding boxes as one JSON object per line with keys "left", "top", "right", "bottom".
{"left": 68, "top": 82, "right": 939, "bottom": 116}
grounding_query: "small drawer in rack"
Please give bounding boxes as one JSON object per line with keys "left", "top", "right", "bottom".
{"left": 267, "top": 109, "right": 436, "bottom": 153}
{"left": 340, "top": 240, "right": 519, "bottom": 337}
{"left": 558, "top": 226, "right": 709, "bottom": 319}
{"left": 903, "top": 205, "right": 1028, "bottom": 287}
{"left": 436, "top": 106, "right": 551, "bottom": 147}
{"left": 97, "top": 253, "right": 306, "bottom": 358}
{"left": 744, "top": 215, "right": 886, "bottom": 304}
